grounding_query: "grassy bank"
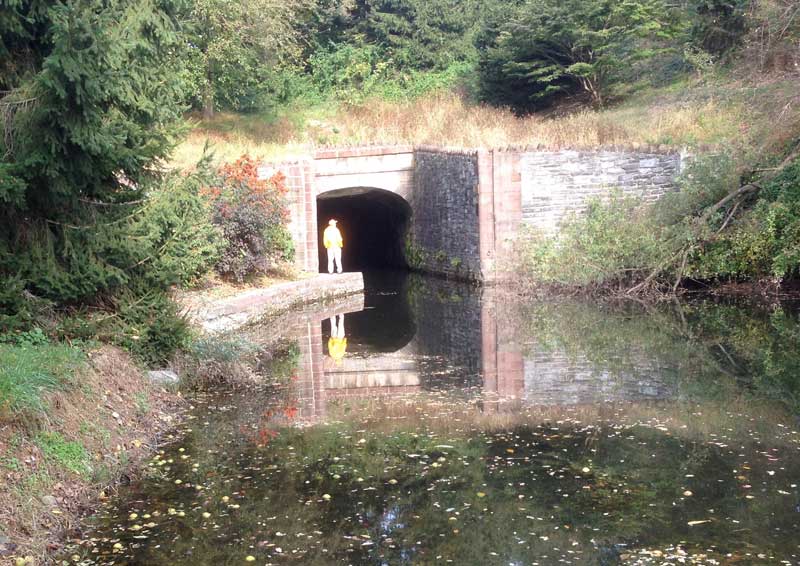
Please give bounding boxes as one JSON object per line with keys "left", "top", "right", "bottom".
{"left": 0, "top": 342, "right": 183, "bottom": 563}
{"left": 171, "top": 72, "right": 799, "bottom": 170}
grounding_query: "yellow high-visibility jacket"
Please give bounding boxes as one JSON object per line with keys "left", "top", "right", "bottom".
{"left": 323, "top": 226, "right": 344, "bottom": 249}
{"left": 328, "top": 337, "right": 347, "bottom": 361}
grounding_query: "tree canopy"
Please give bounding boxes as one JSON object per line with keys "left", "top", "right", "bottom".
{"left": 477, "top": 0, "right": 685, "bottom": 110}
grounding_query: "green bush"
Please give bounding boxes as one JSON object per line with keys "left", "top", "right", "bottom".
{"left": 516, "top": 193, "right": 664, "bottom": 290}
{"left": 127, "top": 172, "right": 224, "bottom": 289}
{"left": 111, "top": 292, "right": 194, "bottom": 367}
{"left": 689, "top": 156, "right": 800, "bottom": 280}
{"left": 309, "top": 43, "right": 394, "bottom": 105}
{"left": 0, "top": 343, "right": 86, "bottom": 421}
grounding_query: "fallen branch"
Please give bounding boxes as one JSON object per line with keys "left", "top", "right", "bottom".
{"left": 626, "top": 144, "right": 800, "bottom": 296}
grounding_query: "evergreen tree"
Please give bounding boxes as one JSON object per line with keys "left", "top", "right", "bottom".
{"left": 0, "top": 0, "right": 202, "bottom": 305}
{"left": 350, "top": 0, "right": 482, "bottom": 70}
{"left": 477, "top": 0, "right": 684, "bottom": 110}
{"left": 1, "top": 0, "right": 186, "bottom": 217}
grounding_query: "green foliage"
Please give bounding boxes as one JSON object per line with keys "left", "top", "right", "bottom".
{"left": 687, "top": 0, "right": 748, "bottom": 57}
{"left": 517, "top": 193, "right": 665, "bottom": 290}
{"left": 111, "top": 292, "right": 194, "bottom": 367}
{"left": 307, "top": 42, "right": 470, "bottom": 103}
{"left": 36, "top": 432, "right": 91, "bottom": 476}
{"left": 0, "top": 342, "right": 85, "bottom": 421}
{"left": 0, "top": 327, "right": 49, "bottom": 347}
{"left": 134, "top": 392, "right": 151, "bottom": 416}
{"left": 0, "top": 276, "right": 47, "bottom": 332}
{"left": 690, "top": 156, "right": 800, "bottom": 280}
{"left": 128, "top": 173, "right": 224, "bottom": 289}
{"left": 182, "top": 0, "right": 308, "bottom": 114}
{"left": 1, "top": 0, "right": 186, "bottom": 219}
{"left": 477, "top": 0, "right": 685, "bottom": 110}
{"left": 348, "top": 0, "right": 483, "bottom": 71}
{"left": 0, "top": 0, "right": 215, "bottom": 367}
{"left": 404, "top": 237, "right": 428, "bottom": 270}
{"left": 309, "top": 42, "right": 394, "bottom": 103}
{"left": 3, "top": 169, "right": 221, "bottom": 306}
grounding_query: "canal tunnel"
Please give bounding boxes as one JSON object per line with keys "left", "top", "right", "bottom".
{"left": 317, "top": 188, "right": 411, "bottom": 272}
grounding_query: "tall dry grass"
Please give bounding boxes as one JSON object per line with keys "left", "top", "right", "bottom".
{"left": 321, "top": 92, "right": 742, "bottom": 149}
{"left": 170, "top": 75, "right": 798, "bottom": 169}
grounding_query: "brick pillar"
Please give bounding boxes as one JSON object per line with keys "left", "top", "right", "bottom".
{"left": 310, "top": 320, "right": 326, "bottom": 419}
{"left": 296, "top": 321, "right": 316, "bottom": 420}
{"left": 480, "top": 288, "right": 524, "bottom": 413}
{"left": 261, "top": 158, "right": 318, "bottom": 273}
{"left": 302, "top": 161, "right": 319, "bottom": 272}
{"left": 477, "top": 150, "right": 522, "bottom": 283}
{"left": 477, "top": 150, "right": 496, "bottom": 281}
{"left": 480, "top": 294, "right": 499, "bottom": 414}
{"left": 492, "top": 151, "right": 523, "bottom": 280}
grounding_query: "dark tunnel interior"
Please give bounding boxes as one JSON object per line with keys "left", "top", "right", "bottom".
{"left": 317, "top": 188, "right": 411, "bottom": 273}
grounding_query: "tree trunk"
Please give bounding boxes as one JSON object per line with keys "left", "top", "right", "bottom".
{"left": 202, "top": 79, "right": 214, "bottom": 120}
{"left": 203, "top": 87, "right": 214, "bottom": 120}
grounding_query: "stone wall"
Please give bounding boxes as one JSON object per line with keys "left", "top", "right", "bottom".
{"left": 411, "top": 149, "right": 482, "bottom": 279}
{"left": 520, "top": 150, "right": 683, "bottom": 234}
{"left": 260, "top": 146, "right": 684, "bottom": 282}
{"left": 187, "top": 273, "right": 365, "bottom": 333}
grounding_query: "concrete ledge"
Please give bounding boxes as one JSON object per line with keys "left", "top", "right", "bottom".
{"left": 190, "top": 272, "right": 365, "bottom": 333}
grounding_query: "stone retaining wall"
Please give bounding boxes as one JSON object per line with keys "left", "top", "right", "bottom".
{"left": 520, "top": 150, "right": 683, "bottom": 234}
{"left": 411, "top": 149, "right": 482, "bottom": 279}
{"left": 188, "top": 273, "right": 365, "bottom": 333}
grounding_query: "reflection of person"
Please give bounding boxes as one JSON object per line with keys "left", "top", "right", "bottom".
{"left": 328, "top": 314, "right": 347, "bottom": 362}
{"left": 323, "top": 219, "right": 344, "bottom": 274}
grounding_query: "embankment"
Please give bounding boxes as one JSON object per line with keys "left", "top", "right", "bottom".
{"left": 0, "top": 346, "right": 184, "bottom": 564}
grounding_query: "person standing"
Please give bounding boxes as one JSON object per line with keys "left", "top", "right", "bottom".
{"left": 323, "top": 219, "right": 344, "bottom": 274}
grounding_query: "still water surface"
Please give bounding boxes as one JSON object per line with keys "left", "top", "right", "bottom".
{"left": 68, "top": 273, "right": 800, "bottom": 565}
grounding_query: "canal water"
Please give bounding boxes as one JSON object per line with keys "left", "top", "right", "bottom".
{"left": 66, "top": 273, "right": 800, "bottom": 565}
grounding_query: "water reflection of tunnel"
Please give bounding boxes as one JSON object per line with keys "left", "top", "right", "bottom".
{"left": 322, "top": 271, "right": 416, "bottom": 355}
{"left": 317, "top": 188, "right": 411, "bottom": 272}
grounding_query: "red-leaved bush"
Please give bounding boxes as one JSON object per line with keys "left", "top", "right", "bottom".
{"left": 202, "top": 156, "right": 294, "bottom": 282}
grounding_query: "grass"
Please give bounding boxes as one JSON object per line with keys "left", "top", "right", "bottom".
{"left": 170, "top": 72, "right": 800, "bottom": 170}
{"left": 35, "top": 432, "right": 91, "bottom": 476}
{"left": 0, "top": 342, "right": 86, "bottom": 421}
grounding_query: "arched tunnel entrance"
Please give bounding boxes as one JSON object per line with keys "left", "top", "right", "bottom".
{"left": 317, "top": 188, "right": 411, "bottom": 272}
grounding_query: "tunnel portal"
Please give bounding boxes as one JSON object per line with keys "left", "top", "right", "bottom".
{"left": 317, "top": 187, "right": 411, "bottom": 273}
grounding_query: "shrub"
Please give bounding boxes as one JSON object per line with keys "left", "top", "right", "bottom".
{"left": 127, "top": 172, "right": 224, "bottom": 289}
{"left": 179, "top": 336, "right": 262, "bottom": 389}
{"left": 0, "top": 277, "right": 50, "bottom": 333}
{"left": 515, "top": 193, "right": 664, "bottom": 291}
{"left": 2, "top": 169, "right": 222, "bottom": 305}
{"left": 689, "top": 156, "right": 800, "bottom": 280}
{"left": 205, "top": 156, "right": 294, "bottom": 282}
{"left": 110, "top": 292, "right": 194, "bottom": 367}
